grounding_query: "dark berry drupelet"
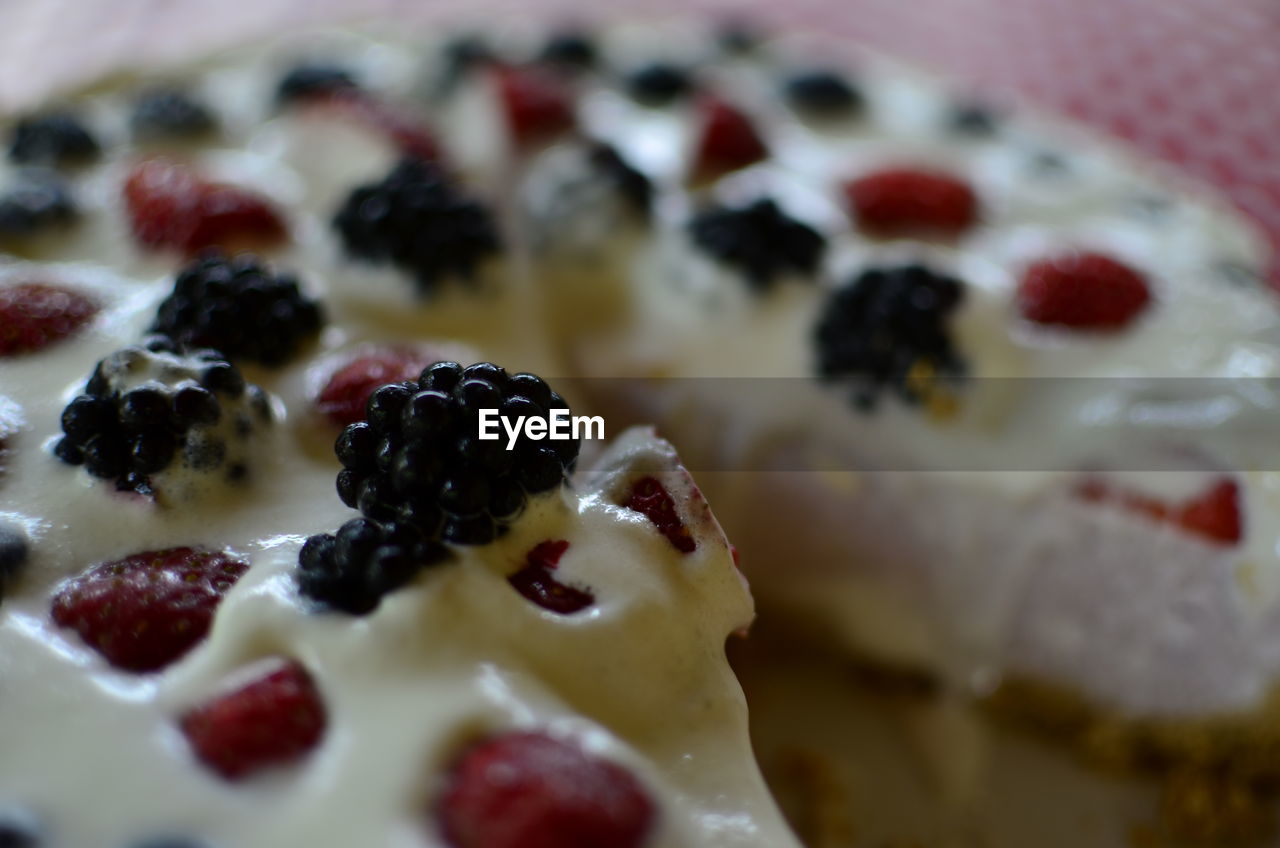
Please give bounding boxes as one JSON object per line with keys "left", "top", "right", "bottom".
{"left": 275, "top": 64, "right": 358, "bottom": 104}
{"left": 689, "top": 198, "right": 826, "bottom": 291}
{"left": 333, "top": 159, "right": 500, "bottom": 295}
{"left": 131, "top": 87, "right": 217, "bottom": 139}
{"left": 335, "top": 362, "right": 579, "bottom": 546}
{"left": 298, "top": 517, "right": 450, "bottom": 615}
{"left": 8, "top": 111, "right": 100, "bottom": 166}
{"left": 784, "top": 70, "right": 863, "bottom": 118}
{"left": 814, "top": 264, "right": 967, "bottom": 409}
{"left": 539, "top": 29, "right": 598, "bottom": 69}
{"left": 626, "top": 63, "right": 694, "bottom": 106}
{"left": 0, "top": 520, "right": 29, "bottom": 606}
{"left": 54, "top": 340, "right": 272, "bottom": 494}
{"left": 150, "top": 252, "right": 324, "bottom": 367}
{"left": 0, "top": 170, "right": 76, "bottom": 238}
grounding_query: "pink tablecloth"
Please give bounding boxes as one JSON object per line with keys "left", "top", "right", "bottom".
{"left": 2, "top": 0, "right": 1277, "bottom": 280}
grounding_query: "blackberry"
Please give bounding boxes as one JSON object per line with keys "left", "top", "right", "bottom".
{"left": 0, "top": 521, "right": 28, "bottom": 606}
{"left": 275, "top": 64, "right": 358, "bottom": 104}
{"left": 948, "top": 102, "right": 1000, "bottom": 136}
{"left": 626, "top": 63, "right": 693, "bottom": 106}
{"left": 333, "top": 159, "right": 500, "bottom": 295}
{"left": 539, "top": 30, "right": 598, "bottom": 69}
{"left": 150, "top": 252, "right": 324, "bottom": 367}
{"left": 131, "top": 87, "right": 216, "bottom": 139}
{"left": 54, "top": 341, "right": 273, "bottom": 496}
{"left": 8, "top": 111, "right": 100, "bottom": 166}
{"left": 589, "top": 143, "right": 652, "bottom": 217}
{"left": 298, "top": 517, "right": 450, "bottom": 614}
{"left": 784, "top": 70, "right": 863, "bottom": 118}
{"left": 814, "top": 264, "right": 967, "bottom": 409}
{"left": 435, "top": 34, "right": 494, "bottom": 96}
{"left": 0, "top": 170, "right": 75, "bottom": 238}
{"left": 688, "top": 198, "right": 826, "bottom": 290}
{"left": 0, "top": 808, "right": 40, "bottom": 847}
{"left": 335, "top": 362, "right": 578, "bottom": 545}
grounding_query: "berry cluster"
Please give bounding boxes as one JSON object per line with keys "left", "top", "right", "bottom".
{"left": 298, "top": 517, "right": 450, "bottom": 614}
{"left": 814, "top": 264, "right": 967, "bottom": 409}
{"left": 53, "top": 339, "right": 272, "bottom": 495}
{"left": 8, "top": 111, "right": 100, "bottom": 166}
{"left": 150, "top": 253, "right": 324, "bottom": 367}
{"left": 689, "top": 198, "right": 826, "bottom": 290}
{"left": 333, "top": 159, "right": 500, "bottom": 295}
{"left": 130, "top": 87, "right": 217, "bottom": 139}
{"left": 1017, "top": 252, "right": 1151, "bottom": 330}
{"left": 0, "top": 282, "right": 98, "bottom": 357}
{"left": 0, "top": 171, "right": 76, "bottom": 239}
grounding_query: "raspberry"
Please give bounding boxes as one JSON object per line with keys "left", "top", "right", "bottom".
{"left": 130, "top": 88, "right": 216, "bottom": 139}
{"left": 508, "top": 539, "right": 594, "bottom": 614}
{"left": 437, "top": 732, "right": 655, "bottom": 848}
{"left": 1079, "top": 477, "right": 1242, "bottom": 546}
{"left": 333, "top": 362, "right": 578, "bottom": 545}
{"left": 297, "top": 517, "right": 450, "bottom": 615}
{"left": 151, "top": 252, "right": 324, "bottom": 367}
{"left": 815, "top": 264, "right": 967, "bottom": 409}
{"left": 1017, "top": 252, "right": 1152, "bottom": 330}
{"left": 123, "top": 158, "right": 287, "bottom": 254}
{"left": 51, "top": 547, "right": 249, "bottom": 672}
{"left": 688, "top": 198, "right": 825, "bottom": 290}
{"left": 692, "top": 95, "right": 768, "bottom": 179}
{"left": 624, "top": 477, "right": 696, "bottom": 553}
{"left": 626, "top": 63, "right": 693, "bottom": 106}
{"left": 844, "top": 167, "right": 978, "bottom": 238}
{"left": 0, "top": 282, "right": 97, "bottom": 357}
{"left": 317, "top": 347, "right": 447, "bottom": 428}
{"left": 332, "top": 159, "right": 500, "bottom": 294}
{"left": 493, "top": 65, "right": 577, "bottom": 147}
{"left": 180, "top": 661, "right": 326, "bottom": 780}
{"left": 8, "top": 112, "right": 100, "bottom": 166}
{"left": 0, "top": 170, "right": 77, "bottom": 240}
{"left": 785, "top": 70, "right": 863, "bottom": 119}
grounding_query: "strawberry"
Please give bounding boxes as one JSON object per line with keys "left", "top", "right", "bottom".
{"left": 123, "top": 159, "right": 287, "bottom": 255}
{"left": 51, "top": 547, "right": 249, "bottom": 672}
{"left": 493, "top": 66, "right": 576, "bottom": 147}
{"left": 508, "top": 539, "right": 593, "bottom": 614}
{"left": 316, "top": 346, "right": 444, "bottom": 427}
{"left": 438, "top": 731, "right": 655, "bottom": 848}
{"left": 180, "top": 660, "right": 326, "bottom": 780}
{"left": 0, "top": 282, "right": 98, "bottom": 357}
{"left": 844, "top": 167, "right": 978, "bottom": 238}
{"left": 624, "top": 476, "right": 696, "bottom": 553}
{"left": 1018, "top": 252, "right": 1151, "bottom": 330}
{"left": 1076, "top": 476, "right": 1242, "bottom": 546}
{"left": 692, "top": 95, "right": 768, "bottom": 179}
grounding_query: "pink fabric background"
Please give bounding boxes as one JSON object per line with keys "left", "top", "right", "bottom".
{"left": 1, "top": 0, "right": 1277, "bottom": 280}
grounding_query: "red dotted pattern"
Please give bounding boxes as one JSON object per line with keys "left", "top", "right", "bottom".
{"left": 0, "top": 0, "right": 1276, "bottom": 281}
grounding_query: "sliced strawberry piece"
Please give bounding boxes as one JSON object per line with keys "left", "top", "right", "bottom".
{"left": 624, "top": 476, "right": 696, "bottom": 553}
{"left": 307, "top": 91, "right": 442, "bottom": 161}
{"left": 180, "top": 660, "right": 326, "bottom": 780}
{"left": 438, "top": 731, "right": 655, "bottom": 848}
{"left": 316, "top": 346, "right": 445, "bottom": 427}
{"left": 51, "top": 547, "right": 249, "bottom": 672}
{"left": 493, "top": 66, "right": 576, "bottom": 148}
{"left": 1018, "top": 252, "right": 1152, "bottom": 330}
{"left": 0, "top": 282, "right": 98, "bottom": 357}
{"left": 692, "top": 95, "right": 768, "bottom": 179}
{"left": 1076, "top": 476, "right": 1242, "bottom": 546}
{"left": 844, "top": 166, "right": 978, "bottom": 238}
{"left": 123, "top": 159, "right": 287, "bottom": 255}
{"left": 508, "top": 539, "right": 593, "bottom": 615}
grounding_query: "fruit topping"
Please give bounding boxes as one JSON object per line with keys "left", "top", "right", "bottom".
{"left": 626, "top": 63, "right": 693, "bottom": 106}
{"left": 689, "top": 198, "right": 825, "bottom": 290}
{"left": 438, "top": 731, "right": 656, "bottom": 848}
{"left": 784, "top": 70, "right": 863, "bottom": 118}
{"left": 0, "top": 521, "right": 29, "bottom": 605}
{"left": 275, "top": 64, "right": 359, "bottom": 104}
{"left": 692, "top": 95, "right": 768, "bottom": 179}
{"left": 130, "top": 88, "right": 217, "bottom": 139}
{"left": 624, "top": 476, "right": 696, "bottom": 554}
{"left": 493, "top": 65, "right": 577, "bottom": 147}
{"left": 54, "top": 341, "right": 273, "bottom": 496}
{"left": 815, "top": 264, "right": 967, "bottom": 410}
{"left": 333, "top": 158, "right": 500, "bottom": 295}
{"left": 8, "top": 112, "right": 100, "bottom": 166}
{"left": 297, "top": 517, "right": 450, "bottom": 615}
{"left": 150, "top": 252, "right": 324, "bottom": 367}
{"left": 180, "top": 660, "right": 326, "bottom": 780}
{"left": 51, "top": 547, "right": 249, "bottom": 672}
{"left": 508, "top": 539, "right": 594, "bottom": 614}
{"left": 123, "top": 158, "right": 288, "bottom": 254}
{"left": 844, "top": 166, "right": 978, "bottom": 239}
{"left": 0, "top": 170, "right": 77, "bottom": 239}
{"left": 1077, "top": 476, "right": 1243, "bottom": 546}
{"left": 538, "top": 30, "right": 598, "bottom": 70}
{"left": 948, "top": 102, "right": 1000, "bottom": 136}
{"left": 0, "top": 808, "right": 41, "bottom": 848}
{"left": 333, "top": 362, "right": 579, "bottom": 545}
{"left": 317, "top": 346, "right": 447, "bottom": 428}
{"left": 1017, "top": 252, "right": 1152, "bottom": 330}
{"left": 0, "top": 282, "right": 97, "bottom": 357}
